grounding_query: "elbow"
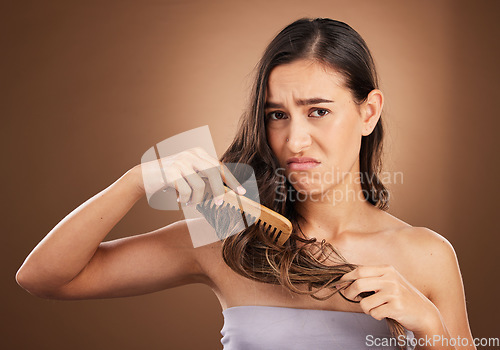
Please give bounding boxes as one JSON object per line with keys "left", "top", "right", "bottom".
{"left": 15, "top": 266, "right": 42, "bottom": 297}
{"left": 15, "top": 265, "right": 60, "bottom": 299}
{"left": 15, "top": 267, "right": 37, "bottom": 296}
{"left": 16, "top": 263, "right": 33, "bottom": 291}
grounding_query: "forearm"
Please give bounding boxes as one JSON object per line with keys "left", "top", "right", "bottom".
{"left": 413, "top": 317, "right": 455, "bottom": 350}
{"left": 411, "top": 309, "right": 476, "bottom": 350}
{"left": 16, "top": 166, "right": 144, "bottom": 294}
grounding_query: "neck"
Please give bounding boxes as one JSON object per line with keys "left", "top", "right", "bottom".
{"left": 293, "top": 173, "right": 376, "bottom": 242}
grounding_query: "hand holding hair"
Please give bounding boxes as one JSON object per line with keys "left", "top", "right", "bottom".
{"left": 338, "top": 264, "right": 447, "bottom": 336}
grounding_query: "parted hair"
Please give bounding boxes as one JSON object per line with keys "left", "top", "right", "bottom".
{"left": 212, "top": 17, "right": 405, "bottom": 346}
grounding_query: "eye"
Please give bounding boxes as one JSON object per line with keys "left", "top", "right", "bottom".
{"left": 310, "top": 109, "right": 330, "bottom": 117}
{"left": 267, "top": 111, "right": 287, "bottom": 120}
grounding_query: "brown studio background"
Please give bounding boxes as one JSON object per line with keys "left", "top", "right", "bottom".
{"left": 2, "top": 0, "right": 499, "bottom": 349}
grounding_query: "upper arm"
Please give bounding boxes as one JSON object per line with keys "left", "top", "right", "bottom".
{"left": 47, "top": 220, "right": 209, "bottom": 300}
{"left": 416, "top": 228, "right": 475, "bottom": 345}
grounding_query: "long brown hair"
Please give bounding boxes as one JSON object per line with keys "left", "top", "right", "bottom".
{"left": 216, "top": 17, "right": 406, "bottom": 345}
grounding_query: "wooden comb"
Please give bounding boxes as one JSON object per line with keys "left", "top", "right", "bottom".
{"left": 195, "top": 185, "right": 292, "bottom": 246}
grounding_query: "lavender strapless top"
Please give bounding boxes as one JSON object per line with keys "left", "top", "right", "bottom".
{"left": 221, "top": 305, "right": 415, "bottom": 350}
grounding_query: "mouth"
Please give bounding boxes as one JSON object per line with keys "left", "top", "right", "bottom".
{"left": 286, "top": 157, "right": 321, "bottom": 170}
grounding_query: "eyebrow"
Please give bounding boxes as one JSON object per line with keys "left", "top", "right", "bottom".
{"left": 264, "top": 98, "right": 334, "bottom": 109}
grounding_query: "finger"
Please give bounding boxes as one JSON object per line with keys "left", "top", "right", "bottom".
{"left": 342, "top": 276, "right": 384, "bottom": 301}
{"left": 199, "top": 165, "right": 225, "bottom": 206}
{"left": 339, "top": 265, "right": 386, "bottom": 282}
{"left": 172, "top": 161, "right": 208, "bottom": 205}
{"left": 219, "top": 163, "right": 246, "bottom": 195}
{"left": 181, "top": 172, "right": 206, "bottom": 205}
{"left": 173, "top": 177, "right": 192, "bottom": 204}
{"left": 190, "top": 148, "right": 246, "bottom": 195}
{"left": 359, "top": 291, "right": 390, "bottom": 315}
{"left": 366, "top": 302, "right": 393, "bottom": 321}
{"left": 179, "top": 156, "right": 223, "bottom": 205}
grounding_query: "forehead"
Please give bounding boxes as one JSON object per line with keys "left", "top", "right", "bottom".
{"left": 266, "top": 59, "right": 346, "bottom": 100}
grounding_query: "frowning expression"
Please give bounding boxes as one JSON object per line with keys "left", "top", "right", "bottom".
{"left": 265, "top": 59, "right": 371, "bottom": 194}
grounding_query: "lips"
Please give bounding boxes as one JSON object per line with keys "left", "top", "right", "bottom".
{"left": 286, "top": 157, "right": 321, "bottom": 170}
{"left": 286, "top": 157, "right": 320, "bottom": 165}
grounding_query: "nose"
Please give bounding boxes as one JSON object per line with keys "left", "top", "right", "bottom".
{"left": 286, "top": 116, "right": 312, "bottom": 154}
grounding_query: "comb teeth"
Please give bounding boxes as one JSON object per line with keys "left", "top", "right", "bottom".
{"left": 270, "top": 226, "right": 277, "bottom": 238}
{"left": 257, "top": 221, "right": 283, "bottom": 245}
{"left": 194, "top": 186, "right": 293, "bottom": 246}
{"left": 274, "top": 230, "right": 283, "bottom": 244}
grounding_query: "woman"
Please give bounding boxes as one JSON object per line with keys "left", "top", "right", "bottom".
{"left": 16, "top": 18, "right": 475, "bottom": 350}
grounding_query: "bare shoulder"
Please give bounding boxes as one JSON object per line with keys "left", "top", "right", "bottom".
{"left": 391, "top": 225, "right": 473, "bottom": 340}
{"left": 395, "top": 226, "right": 457, "bottom": 261}
{"left": 376, "top": 209, "right": 455, "bottom": 256}
{"left": 389, "top": 225, "right": 460, "bottom": 299}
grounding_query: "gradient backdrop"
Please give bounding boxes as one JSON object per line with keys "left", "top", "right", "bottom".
{"left": 2, "top": 0, "right": 499, "bottom": 349}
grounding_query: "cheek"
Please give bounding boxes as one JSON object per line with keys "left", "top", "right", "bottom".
{"left": 321, "top": 117, "right": 351, "bottom": 146}
{"left": 335, "top": 107, "right": 363, "bottom": 138}
{"left": 321, "top": 113, "right": 362, "bottom": 162}
{"left": 266, "top": 128, "right": 282, "bottom": 156}
{"left": 336, "top": 116, "right": 363, "bottom": 166}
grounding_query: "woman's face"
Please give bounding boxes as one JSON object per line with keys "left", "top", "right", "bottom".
{"left": 265, "top": 59, "right": 380, "bottom": 195}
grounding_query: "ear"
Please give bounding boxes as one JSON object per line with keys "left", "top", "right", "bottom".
{"left": 360, "top": 89, "right": 384, "bottom": 136}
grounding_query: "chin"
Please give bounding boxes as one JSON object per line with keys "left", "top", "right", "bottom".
{"left": 289, "top": 181, "right": 326, "bottom": 196}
